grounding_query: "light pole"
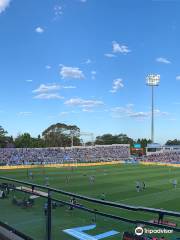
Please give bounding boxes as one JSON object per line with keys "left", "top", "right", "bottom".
{"left": 71, "top": 134, "right": 74, "bottom": 147}
{"left": 146, "top": 74, "right": 160, "bottom": 143}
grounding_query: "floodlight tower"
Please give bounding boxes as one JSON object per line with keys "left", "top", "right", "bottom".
{"left": 146, "top": 74, "right": 160, "bottom": 143}
{"left": 71, "top": 132, "right": 94, "bottom": 147}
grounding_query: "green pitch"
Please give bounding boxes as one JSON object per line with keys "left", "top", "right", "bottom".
{"left": 0, "top": 164, "right": 180, "bottom": 240}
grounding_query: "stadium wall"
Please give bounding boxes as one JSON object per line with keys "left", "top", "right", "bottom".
{"left": 141, "top": 161, "right": 180, "bottom": 167}
{"left": 0, "top": 161, "right": 124, "bottom": 170}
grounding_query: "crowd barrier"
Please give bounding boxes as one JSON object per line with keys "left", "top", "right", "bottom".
{"left": 0, "top": 161, "right": 180, "bottom": 170}
{"left": 0, "top": 176, "right": 180, "bottom": 240}
{"left": 141, "top": 162, "right": 180, "bottom": 168}
{"left": 0, "top": 161, "right": 124, "bottom": 170}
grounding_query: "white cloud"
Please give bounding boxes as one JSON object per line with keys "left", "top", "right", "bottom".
{"left": 111, "top": 104, "right": 133, "bottom": 117}
{"left": 82, "top": 108, "right": 94, "bottom": 112}
{"left": 18, "top": 112, "right": 32, "bottom": 116}
{"left": 26, "top": 79, "right": 33, "bottom": 82}
{"left": 34, "top": 93, "right": 64, "bottom": 100}
{"left": 91, "top": 70, "right": 96, "bottom": 80}
{"left": 169, "top": 118, "right": 177, "bottom": 121}
{"left": 54, "top": 5, "right": 63, "bottom": 16}
{"left": 112, "top": 108, "right": 146, "bottom": 119}
{"left": 45, "top": 65, "right": 51, "bottom": 70}
{"left": 62, "top": 85, "right": 76, "bottom": 89}
{"left": 32, "top": 84, "right": 76, "bottom": 98}
{"left": 126, "top": 103, "right": 134, "bottom": 108}
{"left": 112, "top": 41, "right": 131, "bottom": 54}
{"left": 84, "top": 59, "right": 92, "bottom": 64}
{"left": 156, "top": 57, "right": 171, "bottom": 64}
{"left": 65, "top": 98, "right": 104, "bottom": 109}
{"left": 32, "top": 83, "right": 75, "bottom": 99}
{"left": 60, "top": 66, "right": 85, "bottom": 79}
{"left": 91, "top": 71, "right": 96, "bottom": 75}
{"left": 0, "top": 0, "right": 10, "bottom": 14}
{"left": 35, "top": 27, "right": 44, "bottom": 33}
{"left": 154, "top": 109, "right": 169, "bottom": 116}
{"left": 176, "top": 75, "right": 180, "bottom": 80}
{"left": 128, "top": 112, "right": 149, "bottom": 118}
{"left": 104, "top": 53, "right": 116, "bottom": 58}
{"left": 111, "top": 105, "right": 168, "bottom": 119}
{"left": 110, "top": 78, "right": 124, "bottom": 93}
{"left": 32, "top": 84, "right": 60, "bottom": 94}
{"left": 59, "top": 112, "right": 69, "bottom": 117}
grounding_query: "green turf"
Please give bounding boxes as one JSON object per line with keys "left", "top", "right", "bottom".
{"left": 0, "top": 164, "right": 180, "bottom": 239}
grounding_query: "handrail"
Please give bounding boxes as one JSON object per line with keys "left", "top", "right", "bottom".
{"left": 0, "top": 176, "right": 180, "bottom": 217}
{"left": 0, "top": 220, "right": 33, "bottom": 240}
{"left": 13, "top": 187, "right": 180, "bottom": 232}
{"left": 0, "top": 177, "right": 180, "bottom": 217}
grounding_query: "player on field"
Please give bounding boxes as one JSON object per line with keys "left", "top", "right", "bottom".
{"left": 66, "top": 176, "right": 70, "bottom": 184}
{"left": 172, "top": 179, "right": 177, "bottom": 189}
{"left": 136, "top": 181, "right": 140, "bottom": 192}
{"left": 45, "top": 176, "right": 49, "bottom": 186}
{"left": 100, "top": 193, "right": 106, "bottom": 201}
{"left": 29, "top": 171, "right": 33, "bottom": 180}
{"left": 142, "top": 181, "right": 146, "bottom": 190}
{"left": 89, "top": 175, "right": 95, "bottom": 184}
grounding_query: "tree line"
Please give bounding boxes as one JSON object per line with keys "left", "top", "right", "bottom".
{"left": 0, "top": 123, "right": 80, "bottom": 148}
{"left": 0, "top": 123, "right": 179, "bottom": 150}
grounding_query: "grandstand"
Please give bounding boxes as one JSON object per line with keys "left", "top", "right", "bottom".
{"left": 143, "top": 152, "right": 180, "bottom": 164}
{"left": 146, "top": 144, "right": 180, "bottom": 155}
{"left": 144, "top": 144, "right": 180, "bottom": 164}
{"left": 0, "top": 144, "right": 130, "bottom": 166}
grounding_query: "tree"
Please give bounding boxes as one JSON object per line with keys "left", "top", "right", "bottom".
{"left": 0, "top": 126, "right": 8, "bottom": 147}
{"left": 42, "top": 123, "right": 81, "bottom": 147}
{"left": 14, "top": 133, "right": 45, "bottom": 148}
{"left": 14, "top": 133, "right": 32, "bottom": 148}
{"left": 165, "top": 139, "right": 180, "bottom": 145}
{"left": 95, "top": 133, "right": 134, "bottom": 145}
{"left": 136, "top": 138, "right": 152, "bottom": 148}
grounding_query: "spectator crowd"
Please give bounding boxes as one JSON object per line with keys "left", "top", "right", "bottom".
{"left": 0, "top": 144, "right": 130, "bottom": 166}
{"left": 143, "top": 151, "right": 180, "bottom": 164}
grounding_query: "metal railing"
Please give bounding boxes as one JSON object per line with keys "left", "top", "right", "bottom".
{"left": 0, "top": 176, "right": 180, "bottom": 240}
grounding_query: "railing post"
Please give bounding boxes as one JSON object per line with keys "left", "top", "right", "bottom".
{"left": 46, "top": 190, "right": 52, "bottom": 240}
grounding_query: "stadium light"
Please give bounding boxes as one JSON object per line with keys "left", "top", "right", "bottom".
{"left": 146, "top": 74, "right": 160, "bottom": 143}
{"left": 71, "top": 132, "right": 94, "bottom": 147}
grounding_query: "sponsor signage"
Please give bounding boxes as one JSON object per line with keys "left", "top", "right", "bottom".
{"left": 134, "top": 144, "right": 141, "bottom": 149}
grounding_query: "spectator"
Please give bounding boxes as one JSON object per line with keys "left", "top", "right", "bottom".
{"left": 0, "top": 145, "right": 130, "bottom": 165}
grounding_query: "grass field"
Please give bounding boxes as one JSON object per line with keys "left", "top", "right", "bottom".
{"left": 0, "top": 163, "right": 180, "bottom": 239}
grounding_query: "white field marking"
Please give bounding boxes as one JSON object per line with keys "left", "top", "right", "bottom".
{"left": 29, "top": 195, "right": 39, "bottom": 199}
{"left": 63, "top": 225, "right": 119, "bottom": 240}
{"left": 16, "top": 186, "right": 48, "bottom": 197}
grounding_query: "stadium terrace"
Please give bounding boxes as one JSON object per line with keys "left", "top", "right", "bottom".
{"left": 0, "top": 145, "right": 130, "bottom": 166}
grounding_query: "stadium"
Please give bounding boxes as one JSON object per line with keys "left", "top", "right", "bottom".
{"left": 0, "top": 142, "right": 180, "bottom": 240}
{"left": 0, "top": 1, "right": 180, "bottom": 240}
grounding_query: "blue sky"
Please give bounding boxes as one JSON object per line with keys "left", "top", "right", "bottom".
{"left": 0, "top": 0, "right": 180, "bottom": 143}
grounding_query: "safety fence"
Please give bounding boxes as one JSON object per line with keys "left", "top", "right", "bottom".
{"left": 0, "top": 176, "right": 180, "bottom": 240}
